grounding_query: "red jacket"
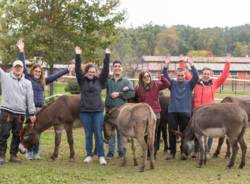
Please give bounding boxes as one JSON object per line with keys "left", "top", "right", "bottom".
{"left": 179, "top": 61, "right": 230, "bottom": 109}
{"left": 135, "top": 78, "right": 170, "bottom": 113}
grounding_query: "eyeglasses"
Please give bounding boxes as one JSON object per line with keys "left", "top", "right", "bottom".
{"left": 177, "top": 74, "right": 184, "bottom": 77}
{"left": 143, "top": 75, "right": 150, "bottom": 79}
{"left": 34, "top": 70, "right": 42, "bottom": 73}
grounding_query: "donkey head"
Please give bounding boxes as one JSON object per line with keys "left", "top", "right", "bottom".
{"left": 103, "top": 108, "right": 120, "bottom": 143}
{"left": 20, "top": 119, "right": 39, "bottom": 150}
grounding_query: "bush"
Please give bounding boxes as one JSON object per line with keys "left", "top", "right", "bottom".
{"left": 65, "top": 82, "right": 80, "bottom": 94}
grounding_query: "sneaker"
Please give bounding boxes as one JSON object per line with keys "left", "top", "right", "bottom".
{"left": 33, "top": 153, "right": 41, "bottom": 160}
{"left": 18, "top": 144, "right": 27, "bottom": 154}
{"left": 10, "top": 155, "right": 22, "bottom": 163}
{"left": 99, "top": 157, "right": 107, "bottom": 165}
{"left": 83, "top": 156, "right": 92, "bottom": 163}
{"left": 25, "top": 151, "right": 33, "bottom": 160}
{"left": 106, "top": 152, "right": 114, "bottom": 160}
{"left": 165, "top": 153, "right": 175, "bottom": 160}
{"left": 0, "top": 156, "right": 6, "bottom": 165}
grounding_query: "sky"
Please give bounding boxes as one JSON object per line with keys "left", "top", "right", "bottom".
{"left": 119, "top": 0, "right": 250, "bottom": 28}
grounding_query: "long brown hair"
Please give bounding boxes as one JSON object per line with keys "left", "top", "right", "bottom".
{"left": 30, "top": 64, "right": 46, "bottom": 88}
{"left": 138, "top": 71, "right": 153, "bottom": 91}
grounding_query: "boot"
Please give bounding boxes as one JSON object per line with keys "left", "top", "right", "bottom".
{"left": 0, "top": 155, "right": 6, "bottom": 165}
{"left": 10, "top": 154, "right": 22, "bottom": 163}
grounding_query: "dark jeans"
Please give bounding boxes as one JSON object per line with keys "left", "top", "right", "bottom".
{"left": 0, "top": 110, "right": 24, "bottom": 156}
{"left": 80, "top": 112, "right": 105, "bottom": 157}
{"left": 168, "top": 112, "right": 190, "bottom": 156}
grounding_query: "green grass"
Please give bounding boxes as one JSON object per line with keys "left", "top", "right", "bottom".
{"left": 1, "top": 128, "right": 250, "bottom": 184}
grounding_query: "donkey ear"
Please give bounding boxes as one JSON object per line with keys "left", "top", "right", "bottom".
{"left": 171, "top": 130, "right": 184, "bottom": 138}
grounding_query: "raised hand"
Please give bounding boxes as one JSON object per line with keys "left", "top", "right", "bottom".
{"left": 75, "top": 46, "right": 82, "bottom": 55}
{"left": 105, "top": 48, "right": 111, "bottom": 54}
{"left": 68, "top": 64, "right": 75, "bottom": 73}
{"left": 164, "top": 55, "right": 171, "bottom": 66}
{"left": 187, "top": 55, "right": 193, "bottom": 66}
{"left": 225, "top": 53, "right": 231, "bottom": 63}
{"left": 16, "top": 39, "right": 24, "bottom": 52}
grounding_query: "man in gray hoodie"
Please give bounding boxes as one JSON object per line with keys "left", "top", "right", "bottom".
{"left": 0, "top": 60, "right": 36, "bottom": 165}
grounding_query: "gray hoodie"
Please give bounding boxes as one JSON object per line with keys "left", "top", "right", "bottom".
{"left": 0, "top": 68, "right": 36, "bottom": 115}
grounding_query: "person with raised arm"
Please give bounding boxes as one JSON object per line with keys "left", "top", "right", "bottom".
{"left": 163, "top": 56, "right": 199, "bottom": 160}
{"left": 17, "top": 39, "right": 75, "bottom": 160}
{"left": 75, "top": 46, "right": 110, "bottom": 165}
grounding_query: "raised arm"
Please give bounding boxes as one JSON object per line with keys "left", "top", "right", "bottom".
{"left": 17, "top": 39, "right": 28, "bottom": 76}
{"left": 156, "top": 75, "right": 171, "bottom": 91}
{"left": 162, "top": 55, "right": 172, "bottom": 86}
{"left": 74, "top": 46, "right": 84, "bottom": 85}
{"left": 99, "top": 48, "right": 110, "bottom": 87}
{"left": 179, "top": 60, "right": 192, "bottom": 80}
{"left": 26, "top": 81, "right": 36, "bottom": 115}
{"left": 214, "top": 56, "right": 230, "bottom": 89}
{"left": 45, "top": 65, "right": 73, "bottom": 84}
{"left": 187, "top": 56, "right": 199, "bottom": 89}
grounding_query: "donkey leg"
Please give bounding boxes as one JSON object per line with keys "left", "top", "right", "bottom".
{"left": 204, "top": 136, "right": 208, "bottom": 165}
{"left": 131, "top": 138, "right": 138, "bottom": 166}
{"left": 136, "top": 136, "right": 148, "bottom": 172}
{"left": 121, "top": 137, "right": 127, "bottom": 167}
{"left": 51, "top": 125, "right": 63, "bottom": 160}
{"left": 162, "top": 122, "right": 169, "bottom": 152}
{"left": 149, "top": 139, "right": 155, "bottom": 170}
{"left": 227, "top": 139, "right": 238, "bottom": 169}
{"left": 64, "top": 123, "right": 75, "bottom": 161}
{"left": 225, "top": 139, "right": 231, "bottom": 159}
{"left": 197, "top": 136, "right": 204, "bottom": 168}
{"left": 238, "top": 137, "right": 247, "bottom": 169}
{"left": 213, "top": 136, "right": 224, "bottom": 158}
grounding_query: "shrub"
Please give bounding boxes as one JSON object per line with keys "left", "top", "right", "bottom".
{"left": 65, "top": 82, "right": 80, "bottom": 94}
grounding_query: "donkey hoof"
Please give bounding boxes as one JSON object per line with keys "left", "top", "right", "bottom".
{"left": 134, "top": 161, "right": 138, "bottom": 166}
{"left": 238, "top": 163, "right": 245, "bottom": 169}
{"left": 139, "top": 166, "right": 145, "bottom": 172}
{"left": 212, "top": 154, "right": 218, "bottom": 159}
{"left": 50, "top": 155, "right": 57, "bottom": 160}
{"left": 150, "top": 163, "right": 155, "bottom": 170}
{"left": 226, "top": 164, "right": 233, "bottom": 169}
{"left": 120, "top": 161, "right": 126, "bottom": 167}
{"left": 69, "top": 158, "right": 75, "bottom": 162}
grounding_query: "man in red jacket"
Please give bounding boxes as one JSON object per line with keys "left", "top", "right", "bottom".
{"left": 179, "top": 55, "right": 231, "bottom": 152}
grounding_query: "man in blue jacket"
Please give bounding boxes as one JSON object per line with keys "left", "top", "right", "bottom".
{"left": 163, "top": 56, "right": 199, "bottom": 160}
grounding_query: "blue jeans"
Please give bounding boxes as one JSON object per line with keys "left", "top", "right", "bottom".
{"left": 80, "top": 112, "right": 105, "bottom": 157}
{"left": 207, "top": 137, "right": 213, "bottom": 152}
{"left": 107, "top": 129, "right": 123, "bottom": 157}
{"left": 28, "top": 135, "right": 40, "bottom": 154}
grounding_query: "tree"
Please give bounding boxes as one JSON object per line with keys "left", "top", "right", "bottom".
{"left": 0, "top": 0, "right": 125, "bottom": 65}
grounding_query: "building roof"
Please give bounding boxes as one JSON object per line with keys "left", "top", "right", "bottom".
{"left": 142, "top": 56, "right": 250, "bottom": 64}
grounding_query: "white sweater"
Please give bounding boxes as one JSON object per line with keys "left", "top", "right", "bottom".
{"left": 0, "top": 68, "right": 36, "bottom": 115}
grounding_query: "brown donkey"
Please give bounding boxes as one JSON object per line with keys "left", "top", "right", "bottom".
{"left": 20, "top": 95, "right": 80, "bottom": 160}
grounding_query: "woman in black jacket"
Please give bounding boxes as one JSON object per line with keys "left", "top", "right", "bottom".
{"left": 75, "top": 46, "right": 110, "bottom": 165}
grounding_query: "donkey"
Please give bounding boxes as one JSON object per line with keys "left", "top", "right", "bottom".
{"left": 181, "top": 103, "right": 248, "bottom": 168}
{"left": 213, "top": 96, "right": 250, "bottom": 158}
{"left": 103, "top": 103, "right": 157, "bottom": 172}
{"left": 20, "top": 95, "right": 80, "bottom": 160}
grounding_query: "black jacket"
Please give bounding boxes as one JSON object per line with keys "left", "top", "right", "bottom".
{"left": 75, "top": 54, "right": 110, "bottom": 112}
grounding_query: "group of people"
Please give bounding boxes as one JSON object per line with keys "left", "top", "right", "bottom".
{"left": 0, "top": 39, "right": 231, "bottom": 166}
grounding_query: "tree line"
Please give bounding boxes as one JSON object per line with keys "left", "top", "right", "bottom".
{"left": 0, "top": 0, "right": 250, "bottom": 69}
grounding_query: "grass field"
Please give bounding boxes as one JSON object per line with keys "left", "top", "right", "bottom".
{"left": 1, "top": 129, "right": 250, "bottom": 184}
{"left": 1, "top": 82, "right": 250, "bottom": 184}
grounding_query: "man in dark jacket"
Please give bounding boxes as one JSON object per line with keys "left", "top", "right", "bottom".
{"left": 105, "top": 60, "right": 135, "bottom": 159}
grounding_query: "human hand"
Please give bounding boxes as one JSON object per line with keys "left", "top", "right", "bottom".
{"left": 111, "top": 92, "right": 120, "bottom": 99}
{"left": 164, "top": 55, "right": 171, "bottom": 66}
{"left": 68, "top": 64, "right": 75, "bottom": 73}
{"left": 29, "top": 115, "right": 36, "bottom": 127}
{"left": 187, "top": 55, "right": 193, "bottom": 66}
{"left": 16, "top": 39, "right": 24, "bottom": 52}
{"left": 123, "top": 86, "right": 129, "bottom": 92}
{"left": 75, "top": 46, "right": 82, "bottom": 55}
{"left": 105, "top": 48, "right": 111, "bottom": 54}
{"left": 225, "top": 53, "right": 231, "bottom": 63}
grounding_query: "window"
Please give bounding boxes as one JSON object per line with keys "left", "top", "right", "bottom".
{"left": 213, "top": 71, "right": 221, "bottom": 76}
{"left": 230, "top": 71, "right": 238, "bottom": 76}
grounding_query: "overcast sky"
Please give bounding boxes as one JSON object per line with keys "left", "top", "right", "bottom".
{"left": 119, "top": 0, "right": 250, "bottom": 28}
